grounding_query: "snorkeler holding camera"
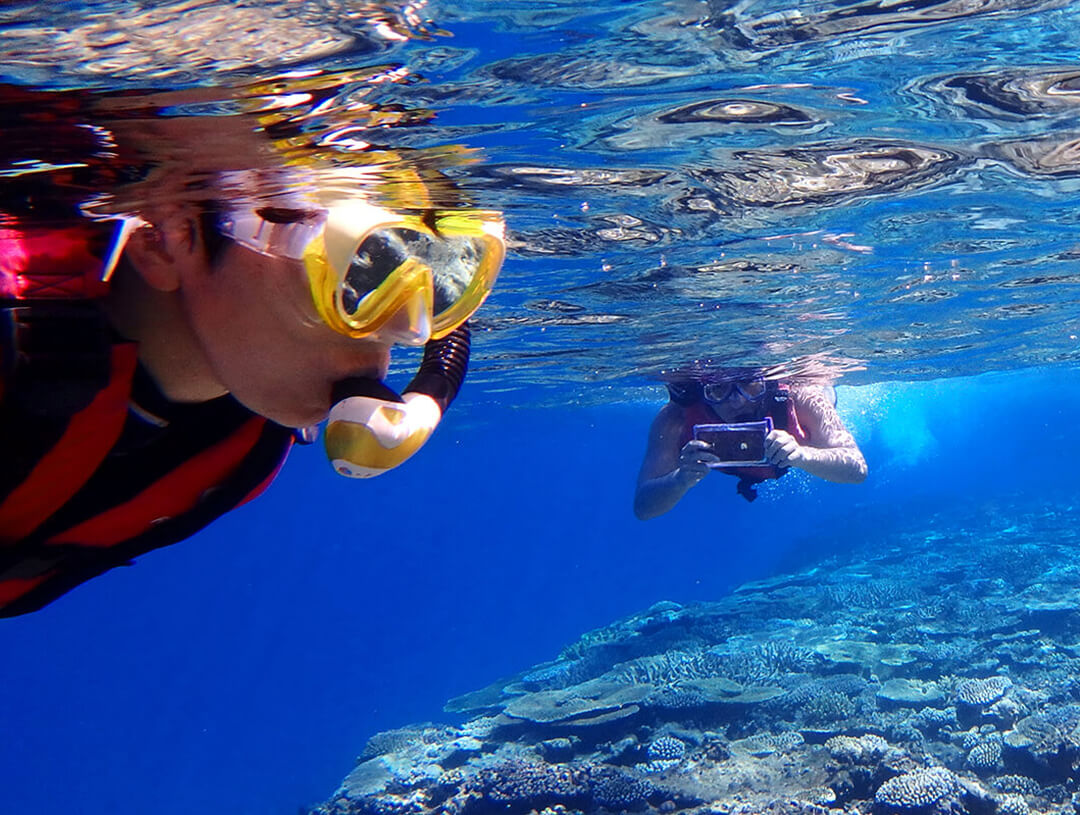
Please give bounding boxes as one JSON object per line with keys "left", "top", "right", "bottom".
{"left": 634, "top": 373, "right": 867, "bottom": 518}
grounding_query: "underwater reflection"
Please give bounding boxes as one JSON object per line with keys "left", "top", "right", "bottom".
{"left": 697, "top": 0, "right": 1066, "bottom": 50}
{"left": 634, "top": 364, "right": 867, "bottom": 516}
{"left": 0, "top": 0, "right": 435, "bottom": 84}
{"left": 937, "top": 68, "right": 1080, "bottom": 120}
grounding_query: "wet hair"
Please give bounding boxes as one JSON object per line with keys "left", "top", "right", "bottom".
{"left": 666, "top": 381, "right": 704, "bottom": 406}
{"left": 198, "top": 203, "right": 229, "bottom": 266}
{"left": 700, "top": 366, "right": 764, "bottom": 385}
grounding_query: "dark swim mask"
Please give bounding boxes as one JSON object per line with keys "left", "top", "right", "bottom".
{"left": 702, "top": 377, "right": 767, "bottom": 405}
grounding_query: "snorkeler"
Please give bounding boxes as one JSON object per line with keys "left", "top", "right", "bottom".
{"left": 634, "top": 372, "right": 867, "bottom": 519}
{"left": 0, "top": 84, "right": 505, "bottom": 616}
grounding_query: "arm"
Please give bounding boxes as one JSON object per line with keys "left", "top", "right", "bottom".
{"left": 634, "top": 403, "right": 719, "bottom": 520}
{"left": 764, "top": 384, "right": 867, "bottom": 484}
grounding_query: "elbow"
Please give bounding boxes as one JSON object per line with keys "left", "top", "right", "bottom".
{"left": 816, "top": 448, "right": 867, "bottom": 484}
{"left": 850, "top": 455, "right": 868, "bottom": 484}
{"left": 633, "top": 491, "right": 659, "bottom": 521}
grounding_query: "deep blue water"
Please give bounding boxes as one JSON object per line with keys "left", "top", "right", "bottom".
{"left": 4, "top": 0, "right": 1080, "bottom": 812}
{"left": 2, "top": 369, "right": 1077, "bottom": 813}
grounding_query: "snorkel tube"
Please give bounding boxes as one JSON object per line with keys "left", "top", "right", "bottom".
{"left": 324, "top": 323, "right": 471, "bottom": 477}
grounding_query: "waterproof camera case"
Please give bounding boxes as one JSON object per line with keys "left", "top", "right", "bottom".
{"left": 693, "top": 417, "right": 773, "bottom": 467}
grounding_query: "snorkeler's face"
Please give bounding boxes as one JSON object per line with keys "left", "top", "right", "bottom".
{"left": 711, "top": 395, "right": 757, "bottom": 422}
{"left": 704, "top": 378, "right": 766, "bottom": 422}
{"left": 178, "top": 235, "right": 393, "bottom": 427}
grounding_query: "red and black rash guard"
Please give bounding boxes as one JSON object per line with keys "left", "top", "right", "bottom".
{"left": 0, "top": 339, "right": 294, "bottom": 617}
{"left": 0, "top": 117, "right": 297, "bottom": 615}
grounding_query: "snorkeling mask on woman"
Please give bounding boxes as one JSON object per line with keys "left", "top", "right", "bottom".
{"left": 219, "top": 193, "right": 505, "bottom": 477}
{"left": 702, "top": 376, "right": 767, "bottom": 406}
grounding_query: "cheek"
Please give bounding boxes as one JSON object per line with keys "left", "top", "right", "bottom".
{"left": 185, "top": 248, "right": 394, "bottom": 422}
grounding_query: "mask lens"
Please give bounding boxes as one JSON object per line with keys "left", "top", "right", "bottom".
{"left": 430, "top": 234, "right": 484, "bottom": 314}
{"left": 739, "top": 378, "right": 767, "bottom": 400}
{"left": 703, "top": 378, "right": 766, "bottom": 404}
{"left": 703, "top": 382, "right": 735, "bottom": 403}
{"left": 340, "top": 226, "right": 486, "bottom": 317}
{"left": 341, "top": 228, "right": 424, "bottom": 315}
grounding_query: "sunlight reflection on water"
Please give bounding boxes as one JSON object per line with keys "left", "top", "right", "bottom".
{"left": 3, "top": 0, "right": 1080, "bottom": 404}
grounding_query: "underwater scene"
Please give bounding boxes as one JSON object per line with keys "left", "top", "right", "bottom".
{"left": 2, "top": 1, "right": 1080, "bottom": 815}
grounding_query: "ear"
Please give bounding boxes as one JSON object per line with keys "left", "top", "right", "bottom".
{"left": 123, "top": 208, "right": 205, "bottom": 293}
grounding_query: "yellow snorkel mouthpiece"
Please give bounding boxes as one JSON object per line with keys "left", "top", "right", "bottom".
{"left": 325, "top": 390, "right": 442, "bottom": 478}
{"left": 323, "top": 322, "right": 472, "bottom": 478}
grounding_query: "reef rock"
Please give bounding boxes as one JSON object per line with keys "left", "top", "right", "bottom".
{"left": 312, "top": 498, "right": 1080, "bottom": 815}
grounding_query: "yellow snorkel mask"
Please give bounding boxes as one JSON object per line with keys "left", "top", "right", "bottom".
{"left": 304, "top": 200, "right": 505, "bottom": 346}
{"left": 218, "top": 175, "right": 505, "bottom": 478}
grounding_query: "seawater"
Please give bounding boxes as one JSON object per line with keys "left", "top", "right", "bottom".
{"left": 4, "top": 373, "right": 1078, "bottom": 813}
{"left": 1, "top": 1, "right": 1080, "bottom": 814}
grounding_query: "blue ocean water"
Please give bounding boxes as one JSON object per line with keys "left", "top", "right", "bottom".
{"left": 2, "top": 1, "right": 1080, "bottom": 813}
{"left": 2, "top": 372, "right": 1077, "bottom": 813}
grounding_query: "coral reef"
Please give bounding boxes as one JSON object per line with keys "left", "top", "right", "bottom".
{"left": 826, "top": 734, "right": 890, "bottom": 764}
{"left": 311, "top": 499, "right": 1080, "bottom": 815}
{"left": 873, "top": 767, "right": 974, "bottom": 814}
{"left": 643, "top": 735, "right": 686, "bottom": 772}
{"left": 956, "top": 677, "right": 1012, "bottom": 707}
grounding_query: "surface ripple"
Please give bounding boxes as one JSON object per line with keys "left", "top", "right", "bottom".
{"left": 4, "top": 0, "right": 1080, "bottom": 404}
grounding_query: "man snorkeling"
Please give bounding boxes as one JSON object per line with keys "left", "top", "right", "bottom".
{"left": 634, "top": 371, "right": 867, "bottom": 519}
{"left": 0, "top": 83, "right": 505, "bottom": 616}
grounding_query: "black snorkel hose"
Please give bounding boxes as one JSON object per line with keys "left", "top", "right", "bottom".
{"left": 328, "top": 322, "right": 471, "bottom": 410}
{"left": 324, "top": 323, "right": 471, "bottom": 477}
{"left": 403, "top": 321, "right": 470, "bottom": 412}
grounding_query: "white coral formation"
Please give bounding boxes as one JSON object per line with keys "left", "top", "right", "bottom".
{"left": 965, "top": 739, "right": 1003, "bottom": 772}
{"left": 956, "top": 676, "right": 1012, "bottom": 706}
{"left": 992, "top": 775, "right": 1040, "bottom": 796}
{"left": 996, "top": 793, "right": 1030, "bottom": 815}
{"left": 647, "top": 735, "right": 686, "bottom": 761}
{"left": 643, "top": 735, "right": 686, "bottom": 772}
{"left": 874, "top": 767, "right": 959, "bottom": 811}
{"left": 772, "top": 731, "right": 806, "bottom": 751}
{"left": 731, "top": 732, "right": 781, "bottom": 757}
{"left": 825, "top": 733, "right": 889, "bottom": 764}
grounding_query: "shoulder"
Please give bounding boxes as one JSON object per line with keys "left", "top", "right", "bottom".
{"left": 644, "top": 400, "right": 691, "bottom": 450}
{"left": 653, "top": 400, "right": 689, "bottom": 430}
{"left": 789, "top": 383, "right": 835, "bottom": 414}
{"left": 789, "top": 382, "right": 856, "bottom": 446}
{"left": 638, "top": 400, "right": 689, "bottom": 480}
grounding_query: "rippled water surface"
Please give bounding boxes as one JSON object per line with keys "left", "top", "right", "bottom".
{"left": 4, "top": 0, "right": 1080, "bottom": 397}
